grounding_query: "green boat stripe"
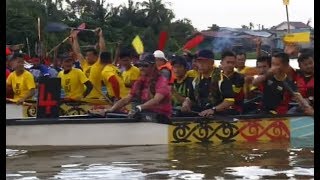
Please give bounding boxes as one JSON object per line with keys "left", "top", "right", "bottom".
{"left": 298, "top": 132, "right": 314, "bottom": 137}
{"left": 291, "top": 123, "right": 314, "bottom": 131}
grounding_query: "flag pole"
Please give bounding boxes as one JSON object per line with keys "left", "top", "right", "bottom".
{"left": 285, "top": 5, "right": 290, "bottom": 33}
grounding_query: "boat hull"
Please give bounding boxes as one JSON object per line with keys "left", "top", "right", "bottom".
{"left": 6, "top": 115, "right": 314, "bottom": 147}
{"left": 6, "top": 103, "right": 113, "bottom": 118}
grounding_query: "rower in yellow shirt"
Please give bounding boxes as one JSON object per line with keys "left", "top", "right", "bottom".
{"left": 6, "top": 53, "right": 36, "bottom": 104}
{"left": 186, "top": 58, "right": 199, "bottom": 78}
{"left": 100, "top": 52, "right": 128, "bottom": 101}
{"left": 58, "top": 55, "right": 93, "bottom": 100}
{"left": 71, "top": 28, "right": 106, "bottom": 99}
{"left": 235, "top": 52, "right": 258, "bottom": 76}
{"left": 118, "top": 49, "right": 140, "bottom": 91}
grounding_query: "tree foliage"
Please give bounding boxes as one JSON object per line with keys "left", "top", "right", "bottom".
{"left": 6, "top": 0, "right": 196, "bottom": 56}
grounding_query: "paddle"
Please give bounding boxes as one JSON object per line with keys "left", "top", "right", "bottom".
{"left": 6, "top": 98, "right": 33, "bottom": 106}
{"left": 282, "top": 81, "right": 310, "bottom": 108}
{"left": 45, "top": 22, "right": 96, "bottom": 33}
{"left": 47, "top": 23, "right": 87, "bottom": 55}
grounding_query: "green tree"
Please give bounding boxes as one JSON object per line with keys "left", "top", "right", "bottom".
{"left": 6, "top": 0, "right": 196, "bottom": 56}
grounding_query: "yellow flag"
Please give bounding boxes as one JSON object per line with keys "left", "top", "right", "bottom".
{"left": 283, "top": 32, "right": 311, "bottom": 43}
{"left": 131, "top": 35, "right": 144, "bottom": 55}
{"left": 283, "top": 0, "right": 289, "bottom": 5}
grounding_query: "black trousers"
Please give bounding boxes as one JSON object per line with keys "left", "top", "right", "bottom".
{"left": 136, "top": 111, "right": 171, "bottom": 124}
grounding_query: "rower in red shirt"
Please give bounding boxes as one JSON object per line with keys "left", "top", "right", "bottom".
{"left": 288, "top": 52, "right": 314, "bottom": 114}
{"left": 98, "top": 54, "right": 172, "bottom": 123}
{"left": 253, "top": 53, "right": 297, "bottom": 115}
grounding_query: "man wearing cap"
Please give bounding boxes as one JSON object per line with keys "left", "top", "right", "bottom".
{"left": 58, "top": 54, "right": 93, "bottom": 100}
{"left": 102, "top": 54, "right": 172, "bottom": 123}
{"left": 181, "top": 49, "right": 235, "bottom": 117}
{"left": 153, "top": 50, "right": 175, "bottom": 84}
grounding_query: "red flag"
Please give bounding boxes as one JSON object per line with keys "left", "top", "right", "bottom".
{"left": 183, "top": 35, "right": 204, "bottom": 50}
{"left": 158, "top": 31, "right": 168, "bottom": 51}
{"left": 6, "top": 47, "right": 11, "bottom": 56}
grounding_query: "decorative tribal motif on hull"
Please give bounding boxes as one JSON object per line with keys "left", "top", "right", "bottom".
{"left": 169, "top": 118, "right": 290, "bottom": 144}
{"left": 238, "top": 119, "right": 290, "bottom": 141}
{"left": 170, "top": 121, "right": 239, "bottom": 144}
{"left": 23, "top": 103, "right": 112, "bottom": 117}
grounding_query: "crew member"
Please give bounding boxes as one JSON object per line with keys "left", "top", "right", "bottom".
{"left": 57, "top": 55, "right": 93, "bottom": 100}
{"left": 6, "top": 53, "right": 36, "bottom": 104}
{"left": 100, "top": 52, "right": 128, "bottom": 101}
{"left": 181, "top": 49, "right": 235, "bottom": 117}
{"left": 101, "top": 54, "right": 172, "bottom": 123}
{"left": 119, "top": 49, "right": 140, "bottom": 91}
{"left": 220, "top": 51, "right": 245, "bottom": 114}
{"left": 288, "top": 52, "right": 314, "bottom": 114}
{"left": 235, "top": 52, "right": 258, "bottom": 76}
{"left": 153, "top": 50, "right": 175, "bottom": 84}
{"left": 71, "top": 28, "right": 106, "bottom": 98}
{"left": 171, "top": 55, "right": 195, "bottom": 110}
{"left": 252, "top": 52, "right": 297, "bottom": 114}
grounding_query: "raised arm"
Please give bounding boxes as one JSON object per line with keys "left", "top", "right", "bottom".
{"left": 97, "top": 28, "right": 107, "bottom": 54}
{"left": 70, "top": 32, "right": 85, "bottom": 64}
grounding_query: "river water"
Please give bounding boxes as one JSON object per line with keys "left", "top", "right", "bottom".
{"left": 6, "top": 141, "right": 314, "bottom": 179}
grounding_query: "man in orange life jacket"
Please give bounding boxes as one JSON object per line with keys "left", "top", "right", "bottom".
{"left": 288, "top": 52, "right": 314, "bottom": 114}
{"left": 153, "top": 50, "right": 175, "bottom": 84}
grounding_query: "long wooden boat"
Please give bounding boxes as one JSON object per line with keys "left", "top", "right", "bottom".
{"left": 6, "top": 101, "right": 114, "bottom": 119}
{"left": 6, "top": 112, "right": 314, "bottom": 148}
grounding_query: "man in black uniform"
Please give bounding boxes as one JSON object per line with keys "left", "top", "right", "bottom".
{"left": 220, "top": 50, "right": 245, "bottom": 114}
{"left": 252, "top": 52, "right": 297, "bottom": 114}
{"left": 181, "top": 49, "right": 235, "bottom": 117}
{"left": 171, "top": 55, "right": 195, "bottom": 116}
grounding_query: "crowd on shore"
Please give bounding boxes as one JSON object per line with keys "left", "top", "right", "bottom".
{"left": 6, "top": 28, "right": 314, "bottom": 121}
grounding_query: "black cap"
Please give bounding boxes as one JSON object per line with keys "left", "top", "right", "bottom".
{"left": 10, "top": 53, "right": 24, "bottom": 61}
{"left": 196, "top": 49, "right": 214, "bottom": 60}
{"left": 136, "top": 54, "right": 156, "bottom": 65}
{"left": 171, "top": 55, "right": 188, "bottom": 68}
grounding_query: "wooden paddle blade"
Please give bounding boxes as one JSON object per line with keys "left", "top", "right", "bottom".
{"left": 158, "top": 31, "right": 168, "bottom": 51}
{"left": 183, "top": 35, "right": 205, "bottom": 50}
{"left": 45, "top": 22, "right": 69, "bottom": 32}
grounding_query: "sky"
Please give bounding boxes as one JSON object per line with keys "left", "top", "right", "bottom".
{"left": 103, "top": 0, "right": 314, "bottom": 31}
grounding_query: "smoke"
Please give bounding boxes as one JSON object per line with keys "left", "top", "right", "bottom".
{"left": 211, "top": 37, "right": 234, "bottom": 53}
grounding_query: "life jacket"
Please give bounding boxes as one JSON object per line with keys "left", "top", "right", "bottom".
{"left": 158, "top": 62, "right": 175, "bottom": 84}
{"left": 295, "top": 72, "right": 314, "bottom": 101}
